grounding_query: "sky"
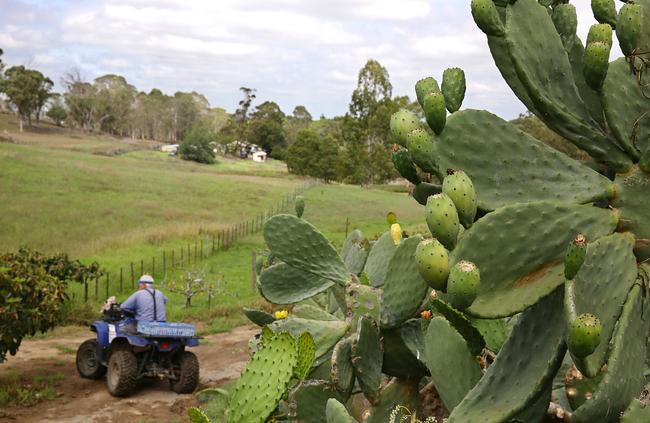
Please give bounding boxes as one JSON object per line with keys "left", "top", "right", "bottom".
{"left": 0, "top": 0, "right": 621, "bottom": 119}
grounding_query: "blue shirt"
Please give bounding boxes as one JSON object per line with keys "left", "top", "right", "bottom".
{"left": 121, "top": 288, "right": 168, "bottom": 322}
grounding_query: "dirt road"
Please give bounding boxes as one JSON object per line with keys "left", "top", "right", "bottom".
{"left": 0, "top": 325, "right": 258, "bottom": 423}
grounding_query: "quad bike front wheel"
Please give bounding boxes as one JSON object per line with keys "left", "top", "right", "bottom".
{"left": 76, "top": 339, "right": 106, "bottom": 379}
{"left": 106, "top": 349, "right": 138, "bottom": 397}
{"left": 170, "top": 351, "right": 199, "bottom": 394}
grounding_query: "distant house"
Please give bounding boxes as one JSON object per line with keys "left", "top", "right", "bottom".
{"left": 161, "top": 144, "right": 179, "bottom": 154}
{"left": 252, "top": 151, "right": 267, "bottom": 162}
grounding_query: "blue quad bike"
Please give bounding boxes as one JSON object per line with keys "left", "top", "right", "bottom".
{"left": 75, "top": 303, "right": 200, "bottom": 397}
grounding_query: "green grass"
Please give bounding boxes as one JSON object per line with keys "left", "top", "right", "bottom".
{"left": 0, "top": 371, "right": 63, "bottom": 407}
{"left": 0, "top": 115, "right": 425, "bottom": 333}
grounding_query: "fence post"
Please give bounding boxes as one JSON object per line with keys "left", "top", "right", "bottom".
{"left": 130, "top": 262, "right": 135, "bottom": 289}
{"left": 119, "top": 267, "right": 123, "bottom": 293}
{"left": 163, "top": 251, "right": 166, "bottom": 278}
{"left": 345, "top": 217, "right": 350, "bottom": 238}
{"left": 171, "top": 250, "right": 175, "bottom": 269}
{"left": 152, "top": 256, "right": 156, "bottom": 278}
{"left": 95, "top": 275, "right": 99, "bottom": 301}
{"left": 200, "top": 239, "right": 204, "bottom": 260}
{"left": 84, "top": 278, "right": 88, "bottom": 303}
{"left": 181, "top": 247, "right": 184, "bottom": 268}
{"left": 140, "top": 260, "right": 144, "bottom": 277}
{"left": 251, "top": 251, "right": 257, "bottom": 291}
{"left": 212, "top": 236, "right": 215, "bottom": 254}
{"left": 188, "top": 243, "right": 191, "bottom": 265}
{"left": 105, "top": 272, "right": 110, "bottom": 299}
{"left": 194, "top": 240, "right": 198, "bottom": 261}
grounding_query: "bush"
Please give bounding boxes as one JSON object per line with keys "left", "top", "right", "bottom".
{"left": 180, "top": 124, "right": 216, "bottom": 164}
{"left": 0, "top": 248, "right": 101, "bottom": 362}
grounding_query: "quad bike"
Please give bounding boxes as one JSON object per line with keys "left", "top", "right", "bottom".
{"left": 75, "top": 302, "right": 200, "bottom": 397}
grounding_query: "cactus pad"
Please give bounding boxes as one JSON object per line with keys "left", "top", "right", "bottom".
{"left": 351, "top": 316, "right": 383, "bottom": 401}
{"left": 331, "top": 336, "right": 355, "bottom": 394}
{"left": 423, "top": 316, "right": 482, "bottom": 411}
{"left": 569, "top": 233, "right": 638, "bottom": 376}
{"left": 448, "top": 288, "right": 566, "bottom": 422}
{"left": 292, "top": 304, "right": 339, "bottom": 321}
{"left": 429, "top": 298, "right": 485, "bottom": 356}
{"left": 294, "top": 332, "right": 316, "bottom": 381}
{"left": 343, "top": 242, "right": 369, "bottom": 276}
{"left": 613, "top": 168, "right": 650, "bottom": 262}
{"left": 271, "top": 317, "right": 348, "bottom": 359}
{"left": 326, "top": 398, "right": 358, "bottom": 423}
{"left": 433, "top": 110, "right": 615, "bottom": 211}
{"left": 291, "top": 379, "right": 346, "bottom": 423}
{"left": 571, "top": 285, "right": 650, "bottom": 422}
{"left": 363, "top": 231, "right": 397, "bottom": 288}
{"left": 380, "top": 235, "right": 429, "bottom": 329}
{"left": 367, "top": 379, "right": 420, "bottom": 423}
{"left": 264, "top": 214, "right": 348, "bottom": 284}
{"left": 227, "top": 332, "right": 298, "bottom": 423}
{"left": 592, "top": 0, "right": 617, "bottom": 28}
{"left": 259, "top": 263, "right": 335, "bottom": 304}
{"left": 243, "top": 308, "right": 276, "bottom": 326}
{"left": 452, "top": 201, "right": 617, "bottom": 318}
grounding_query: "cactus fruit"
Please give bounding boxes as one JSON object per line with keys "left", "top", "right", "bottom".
{"left": 386, "top": 211, "right": 398, "bottom": 226}
{"left": 591, "top": 0, "right": 617, "bottom": 28}
{"left": 552, "top": 3, "right": 578, "bottom": 49}
{"left": 422, "top": 91, "right": 447, "bottom": 135}
{"left": 586, "top": 23, "right": 613, "bottom": 48}
{"left": 617, "top": 3, "right": 644, "bottom": 56}
{"left": 390, "top": 109, "right": 420, "bottom": 147}
{"left": 442, "top": 169, "right": 477, "bottom": 229}
{"left": 405, "top": 128, "right": 438, "bottom": 174}
{"left": 390, "top": 223, "right": 402, "bottom": 246}
{"left": 295, "top": 196, "right": 305, "bottom": 218}
{"left": 446, "top": 261, "right": 480, "bottom": 310}
{"left": 564, "top": 234, "right": 587, "bottom": 280}
{"left": 391, "top": 146, "right": 421, "bottom": 185}
{"left": 441, "top": 68, "right": 466, "bottom": 113}
{"left": 568, "top": 313, "right": 602, "bottom": 358}
{"left": 471, "top": 0, "right": 505, "bottom": 37}
{"left": 425, "top": 193, "right": 460, "bottom": 251}
{"left": 415, "top": 238, "right": 450, "bottom": 291}
{"left": 415, "top": 77, "right": 440, "bottom": 105}
{"left": 583, "top": 41, "right": 611, "bottom": 91}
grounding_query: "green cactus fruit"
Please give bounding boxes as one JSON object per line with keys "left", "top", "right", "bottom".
{"left": 391, "top": 146, "right": 421, "bottom": 185}
{"left": 442, "top": 169, "right": 478, "bottom": 229}
{"left": 441, "top": 67, "right": 466, "bottom": 113}
{"left": 390, "top": 109, "right": 420, "bottom": 147}
{"left": 188, "top": 407, "right": 212, "bottom": 423}
{"left": 568, "top": 313, "right": 602, "bottom": 358}
{"left": 583, "top": 41, "right": 611, "bottom": 91}
{"left": 415, "top": 76, "right": 440, "bottom": 106}
{"left": 386, "top": 211, "right": 398, "bottom": 226}
{"left": 565, "top": 234, "right": 587, "bottom": 280}
{"left": 405, "top": 128, "right": 438, "bottom": 175}
{"left": 415, "top": 238, "right": 450, "bottom": 291}
{"left": 591, "top": 0, "right": 617, "bottom": 28}
{"left": 586, "top": 23, "right": 613, "bottom": 48}
{"left": 423, "top": 91, "right": 447, "bottom": 135}
{"left": 552, "top": 3, "right": 578, "bottom": 50}
{"left": 425, "top": 193, "right": 460, "bottom": 250}
{"left": 294, "top": 196, "right": 305, "bottom": 218}
{"left": 617, "top": 3, "right": 644, "bottom": 56}
{"left": 471, "top": 0, "right": 505, "bottom": 37}
{"left": 447, "top": 260, "right": 480, "bottom": 310}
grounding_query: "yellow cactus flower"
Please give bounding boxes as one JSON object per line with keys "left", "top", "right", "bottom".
{"left": 390, "top": 223, "right": 402, "bottom": 245}
{"left": 420, "top": 310, "right": 433, "bottom": 320}
{"left": 273, "top": 310, "right": 289, "bottom": 319}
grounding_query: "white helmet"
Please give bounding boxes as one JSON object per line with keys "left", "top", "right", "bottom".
{"left": 139, "top": 274, "right": 155, "bottom": 284}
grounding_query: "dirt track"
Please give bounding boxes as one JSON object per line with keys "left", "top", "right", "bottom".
{"left": 0, "top": 325, "right": 258, "bottom": 423}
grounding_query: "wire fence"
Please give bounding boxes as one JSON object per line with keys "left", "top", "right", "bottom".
{"left": 77, "top": 181, "right": 313, "bottom": 303}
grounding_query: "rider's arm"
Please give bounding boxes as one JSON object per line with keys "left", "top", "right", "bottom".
{"left": 120, "top": 292, "right": 138, "bottom": 312}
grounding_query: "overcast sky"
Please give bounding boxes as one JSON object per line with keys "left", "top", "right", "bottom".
{"left": 0, "top": 0, "right": 619, "bottom": 119}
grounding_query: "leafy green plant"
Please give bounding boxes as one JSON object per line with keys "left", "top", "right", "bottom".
{"left": 0, "top": 248, "right": 101, "bottom": 362}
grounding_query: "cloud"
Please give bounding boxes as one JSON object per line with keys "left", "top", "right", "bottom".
{"left": 0, "top": 0, "right": 615, "bottom": 119}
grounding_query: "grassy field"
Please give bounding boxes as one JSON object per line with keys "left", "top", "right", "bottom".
{"left": 0, "top": 113, "right": 424, "bottom": 333}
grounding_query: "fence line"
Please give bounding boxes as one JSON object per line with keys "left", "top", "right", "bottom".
{"left": 81, "top": 181, "right": 314, "bottom": 302}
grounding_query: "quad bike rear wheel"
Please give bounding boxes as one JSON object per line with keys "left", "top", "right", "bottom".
{"left": 107, "top": 349, "right": 138, "bottom": 397}
{"left": 170, "top": 351, "right": 199, "bottom": 394}
{"left": 76, "top": 339, "right": 107, "bottom": 379}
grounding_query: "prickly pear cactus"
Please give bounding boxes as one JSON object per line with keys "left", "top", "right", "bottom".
{"left": 385, "top": 0, "right": 650, "bottom": 421}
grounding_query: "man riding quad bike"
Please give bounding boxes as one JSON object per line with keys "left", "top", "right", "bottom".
{"left": 75, "top": 275, "right": 200, "bottom": 397}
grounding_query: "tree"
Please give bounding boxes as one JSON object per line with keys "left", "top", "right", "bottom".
{"left": 92, "top": 74, "right": 136, "bottom": 135}
{"left": 1, "top": 66, "right": 53, "bottom": 132}
{"left": 284, "top": 105, "right": 313, "bottom": 145}
{"left": 0, "top": 248, "right": 102, "bottom": 362}
{"left": 340, "top": 59, "right": 400, "bottom": 184}
{"left": 286, "top": 129, "right": 340, "bottom": 181}
{"left": 62, "top": 70, "right": 96, "bottom": 132}
{"left": 234, "top": 87, "right": 256, "bottom": 140}
{"left": 248, "top": 101, "right": 286, "bottom": 157}
{"left": 46, "top": 95, "right": 67, "bottom": 126}
{"left": 179, "top": 123, "right": 216, "bottom": 164}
